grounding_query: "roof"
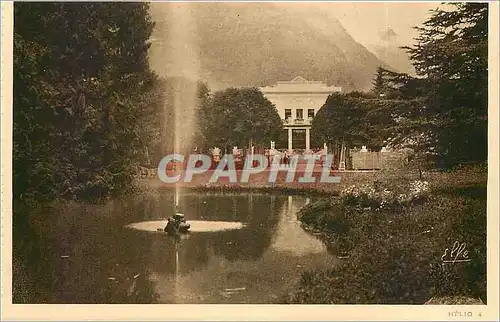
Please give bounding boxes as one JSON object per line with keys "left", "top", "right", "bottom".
{"left": 259, "top": 76, "right": 342, "bottom": 94}
{"left": 290, "top": 76, "right": 308, "bottom": 83}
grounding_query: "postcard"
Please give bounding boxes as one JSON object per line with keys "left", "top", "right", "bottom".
{"left": 1, "top": 1, "right": 498, "bottom": 321}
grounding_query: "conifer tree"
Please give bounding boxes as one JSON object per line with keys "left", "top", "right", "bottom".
{"left": 14, "top": 3, "right": 161, "bottom": 201}
{"left": 405, "top": 3, "right": 488, "bottom": 166}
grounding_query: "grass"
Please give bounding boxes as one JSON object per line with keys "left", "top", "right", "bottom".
{"left": 285, "top": 168, "right": 487, "bottom": 304}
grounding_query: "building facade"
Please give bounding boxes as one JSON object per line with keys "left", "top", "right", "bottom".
{"left": 260, "top": 76, "right": 342, "bottom": 152}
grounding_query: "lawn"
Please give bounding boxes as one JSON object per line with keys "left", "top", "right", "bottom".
{"left": 284, "top": 166, "right": 487, "bottom": 304}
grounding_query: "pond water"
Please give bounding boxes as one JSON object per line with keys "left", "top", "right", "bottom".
{"left": 14, "top": 191, "right": 338, "bottom": 304}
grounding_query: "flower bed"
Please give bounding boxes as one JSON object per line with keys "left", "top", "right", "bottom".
{"left": 340, "top": 179, "right": 430, "bottom": 210}
{"left": 289, "top": 171, "right": 487, "bottom": 304}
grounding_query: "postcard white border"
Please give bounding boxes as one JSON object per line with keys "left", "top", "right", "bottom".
{"left": 1, "top": 1, "right": 498, "bottom": 321}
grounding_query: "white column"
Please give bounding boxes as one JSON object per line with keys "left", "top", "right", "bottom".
{"left": 305, "top": 128, "right": 311, "bottom": 152}
{"left": 288, "top": 128, "right": 293, "bottom": 152}
{"left": 339, "top": 142, "right": 346, "bottom": 171}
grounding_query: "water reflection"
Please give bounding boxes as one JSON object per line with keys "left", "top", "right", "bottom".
{"left": 271, "top": 196, "right": 325, "bottom": 256}
{"left": 140, "top": 192, "right": 338, "bottom": 303}
{"left": 14, "top": 191, "right": 338, "bottom": 304}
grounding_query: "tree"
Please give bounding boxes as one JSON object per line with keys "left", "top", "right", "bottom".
{"left": 313, "top": 93, "right": 362, "bottom": 149}
{"left": 365, "top": 3, "right": 488, "bottom": 171}
{"left": 311, "top": 89, "right": 434, "bottom": 172}
{"left": 371, "top": 66, "right": 388, "bottom": 97}
{"left": 370, "top": 65, "right": 427, "bottom": 100}
{"left": 405, "top": 3, "right": 488, "bottom": 167}
{"left": 198, "top": 88, "right": 283, "bottom": 151}
{"left": 192, "top": 81, "right": 212, "bottom": 150}
{"left": 14, "top": 3, "right": 160, "bottom": 202}
{"left": 366, "top": 66, "right": 439, "bottom": 176}
{"left": 312, "top": 92, "right": 398, "bottom": 154}
{"left": 382, "top": 97, "right": 437, "bottom": 178}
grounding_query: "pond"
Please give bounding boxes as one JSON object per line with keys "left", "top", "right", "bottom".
{"left": 14, "top": 191, "right": 339, "bottom": 304}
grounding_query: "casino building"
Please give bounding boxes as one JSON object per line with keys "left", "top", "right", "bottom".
{"left": 260, "top": 76, "right": 342, "bottom": 152}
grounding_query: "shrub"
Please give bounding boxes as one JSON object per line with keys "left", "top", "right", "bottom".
{"left": 291, "top": 182, "right": 486, "bottom": 304}
{"left": 340, "top": 179, "right": 430, "bottom": 210}
{"left": 298, "top": 199, "right": 335, "bottom": 227}
{"left": 429, "top": 196, "right": 487, "bottom": 302}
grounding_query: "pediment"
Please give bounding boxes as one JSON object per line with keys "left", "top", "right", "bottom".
{"left": 290, "top": 76, "right": 308, "bottom": 83}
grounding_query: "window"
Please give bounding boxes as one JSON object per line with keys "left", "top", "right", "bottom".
{"left": 308, "top": 109, "right": 315, "bottom": 118}
{"left": 285, "top": 109, "right": 292, "bottom": 119}
{"left": 296, "top": 109, "right": 303, "bottom": 119}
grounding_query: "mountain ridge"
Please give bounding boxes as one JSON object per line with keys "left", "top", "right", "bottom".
{"left": 148, "top": 3, "right": 397, "bottom": 92}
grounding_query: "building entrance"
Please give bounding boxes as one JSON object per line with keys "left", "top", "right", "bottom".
{"left": 292, "top": 129, "right": 306, "bottom": 150}
{"left": 275, "top": 129, "right": 289, "bottom": 150}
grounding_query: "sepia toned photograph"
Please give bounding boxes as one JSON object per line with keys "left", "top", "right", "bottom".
{"left": 1, "top": 0, "right": 499, "bottom": 320}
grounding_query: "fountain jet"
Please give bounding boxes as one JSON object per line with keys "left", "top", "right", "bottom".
{"left": 151, "top": 3, "right": 201, "bottom": 212}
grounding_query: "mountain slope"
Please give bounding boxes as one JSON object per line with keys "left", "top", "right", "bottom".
{"left": 149, "top": 3, "right": 392, "bottom": 92}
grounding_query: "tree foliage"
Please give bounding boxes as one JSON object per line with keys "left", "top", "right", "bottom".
{"left": 405, "top": 2, "right": 488, "bottom": 166}
{"left": 197, "top": 87, "right": 283, "bottom": 150}
{"left": 14, "top": 3, "right": 160, "bottom": 202}
{"left": 313, "top": 3, "right": 488, "bottom": 169}
{"left": 371, "top": 66, "right": 388, "bottom": 97}
{"left": 370, "top": 66, "right": 427, "bottom": 100}
{"left": 311, "top": 93, "right": 369, "bottom": 150}
{"left": 311, "top": 92, "right": 409, "bottom": 152}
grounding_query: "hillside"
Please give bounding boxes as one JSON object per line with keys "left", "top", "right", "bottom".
{"left": 149, "top": 3, "right": 393, "bottom": 92}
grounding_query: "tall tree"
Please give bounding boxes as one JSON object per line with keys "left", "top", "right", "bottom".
{"left": 372, "top": 66, "right": 387, "bottom": 97}
{"left": 311, "top": 92, "right": 400, "bottom": 151}
{"left": 405, "top": 2, "right": 488, "bottom": 166}
{"left": 311, "top": 93, "right": 366, "bottom": 151}
{"left": 199, "top": 88, "right": 283, "bottom": 151}
{"left": 14, "top": 3, "right": 160, "bottom": 202}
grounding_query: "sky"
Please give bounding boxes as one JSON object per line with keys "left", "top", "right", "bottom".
{"left": 295, "top": 2, "right": 440, "bottom": 48}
